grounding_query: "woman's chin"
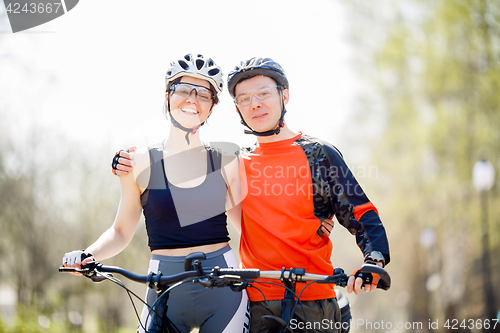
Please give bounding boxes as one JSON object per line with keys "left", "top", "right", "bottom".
{"left": 174, "top": 114, "right": 203, "bottom": 128}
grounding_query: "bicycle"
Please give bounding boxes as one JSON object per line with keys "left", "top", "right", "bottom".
{"left": 59, "top": 252, "right": 391, "bottom": 333}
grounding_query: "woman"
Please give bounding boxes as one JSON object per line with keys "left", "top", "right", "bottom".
{"left": 62, "top": 54, "right": 249, "bottom": 333}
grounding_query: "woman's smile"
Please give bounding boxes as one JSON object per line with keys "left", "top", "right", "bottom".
{"left": 181, "top": 107, "right": 199, "bottom": 115}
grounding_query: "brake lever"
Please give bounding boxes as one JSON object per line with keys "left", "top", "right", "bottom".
{"left": 89, "top": 272, "right": 113, "bottom": 283}
{"left": 59, "top": 262, "right": 111, "bottom": 283}
{"left": 317, "top": 268, "right": 348, "bottom": 287}
{"left": 197, "top": 274, "right": 250, "bottom": 292}
{"left": 76, "top": 263, "right": 114, "bottom": 283}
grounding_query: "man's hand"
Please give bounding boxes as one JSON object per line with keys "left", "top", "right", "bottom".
{"left": 346, "top": 261, "right": 384, "bottom": 295}
{"left": 112, "top": 146, "right": 136, "bottom": 176}
{"left": 321, "top": 219, "right": 334, "bottom": 237}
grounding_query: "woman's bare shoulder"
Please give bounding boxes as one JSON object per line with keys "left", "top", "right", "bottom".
{"left": 131, "top": 147, "right": 152, "bottom": 190}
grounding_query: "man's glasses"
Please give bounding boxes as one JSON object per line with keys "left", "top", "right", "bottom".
{"left": 170, "top": 83, "right": 214, "bottom": 103}
{"left": 234, "top": 85, "right": 280, "bottom": 107}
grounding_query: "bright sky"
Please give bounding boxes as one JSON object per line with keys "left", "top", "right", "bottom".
{"left": 1, "top": 0, "right": 358, "bottom": 154}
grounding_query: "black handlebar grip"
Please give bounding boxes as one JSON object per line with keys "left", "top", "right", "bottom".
{"left": 359, "top": 264, "right": 391, "bottom": 290}
{"left": 59, "top": 266, "right": 92, "bottom": 274}
{"left": 59, "top": 266, "right": 74, "bottom": 273}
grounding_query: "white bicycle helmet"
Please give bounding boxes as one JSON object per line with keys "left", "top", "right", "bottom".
{"left": 165, "top": 53, "right": 224, "bottom": 96}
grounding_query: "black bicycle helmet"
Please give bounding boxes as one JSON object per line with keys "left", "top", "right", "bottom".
{"left": 227, "top": 57, "right": 289, "bottom": 137}
{"left": 227, "top": 57, "right": 288, "bottom": 98}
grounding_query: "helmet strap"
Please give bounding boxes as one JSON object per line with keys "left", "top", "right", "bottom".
{"left": 166, "top": 94, "right": 213, "bottom": 144}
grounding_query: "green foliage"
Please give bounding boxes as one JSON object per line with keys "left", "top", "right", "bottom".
{"left": 0, "top": 108, "right": 144, "bottom": 332}
{"left": 8, "top": 305, "right": 66, "bottom": 333}
{"left": 344, "top": 0, "right": 500, "bottom": 328}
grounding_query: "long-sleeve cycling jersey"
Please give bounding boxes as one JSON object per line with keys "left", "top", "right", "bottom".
{"left": 239, "top": 132, "right": 390, "bottom": 302}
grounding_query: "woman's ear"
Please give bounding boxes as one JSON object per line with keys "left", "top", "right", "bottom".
{"left": 163, "top": 94, "right": 169, "bottom": 117}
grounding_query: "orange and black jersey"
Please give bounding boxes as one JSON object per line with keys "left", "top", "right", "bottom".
{"left": 239, "top": 132, "right": 390, "bottom": 301}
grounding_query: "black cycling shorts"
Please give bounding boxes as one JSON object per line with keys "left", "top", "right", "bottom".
{"left": 250, "top": 298, "right": 341, "bottom": 333}
{"left": 138, "top": 246, "right": 250, "bottom": 333}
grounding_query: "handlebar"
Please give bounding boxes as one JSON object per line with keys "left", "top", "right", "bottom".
{"left": 58, "top": 262, "right": 222, "bottom": 287}
{"left": 59, "top": 259, "right": 390, "bottom": 291}
{"left": 60, "top": 254, "right": 390, "bottom": 333}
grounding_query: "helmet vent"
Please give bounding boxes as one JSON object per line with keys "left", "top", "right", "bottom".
{"left": 165, "top": 53, "right": 224, "bottom": 96}
{"left": 208, "top": 68, "right": 220, "bottom": 76}
{"left": 179, "top": 60, "right": 189, "bottom": 70}
{"left": 196, "top": 59, "right": 205, "bottom": 70}
{"left": 226, "top": 57, "right": 289, "bottom": 98}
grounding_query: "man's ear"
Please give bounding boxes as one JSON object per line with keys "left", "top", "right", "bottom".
{"left": 282, "top": 89, "right": 290, "bottom": 105}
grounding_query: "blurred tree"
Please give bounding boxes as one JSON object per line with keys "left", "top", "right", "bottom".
{"left": 343, "top": 0, "right": 499, "bottom": 331}
{"left": 0, "top": 95, "right": 150, "bottom": 333}
{"left": 0, "top": 13, "right": 151, "bottom": 330}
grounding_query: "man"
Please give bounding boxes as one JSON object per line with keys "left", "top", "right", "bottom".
{"left": 113, "top": 57, "right": 390, "bottom": 333}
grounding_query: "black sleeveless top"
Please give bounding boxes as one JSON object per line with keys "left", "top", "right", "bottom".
{"left": 139, "top": 145, "right": 230, "bottom": 250}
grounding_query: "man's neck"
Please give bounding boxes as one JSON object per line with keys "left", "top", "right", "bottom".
{"left": 255, "top": 124, "right": 298, "bottom": 144}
